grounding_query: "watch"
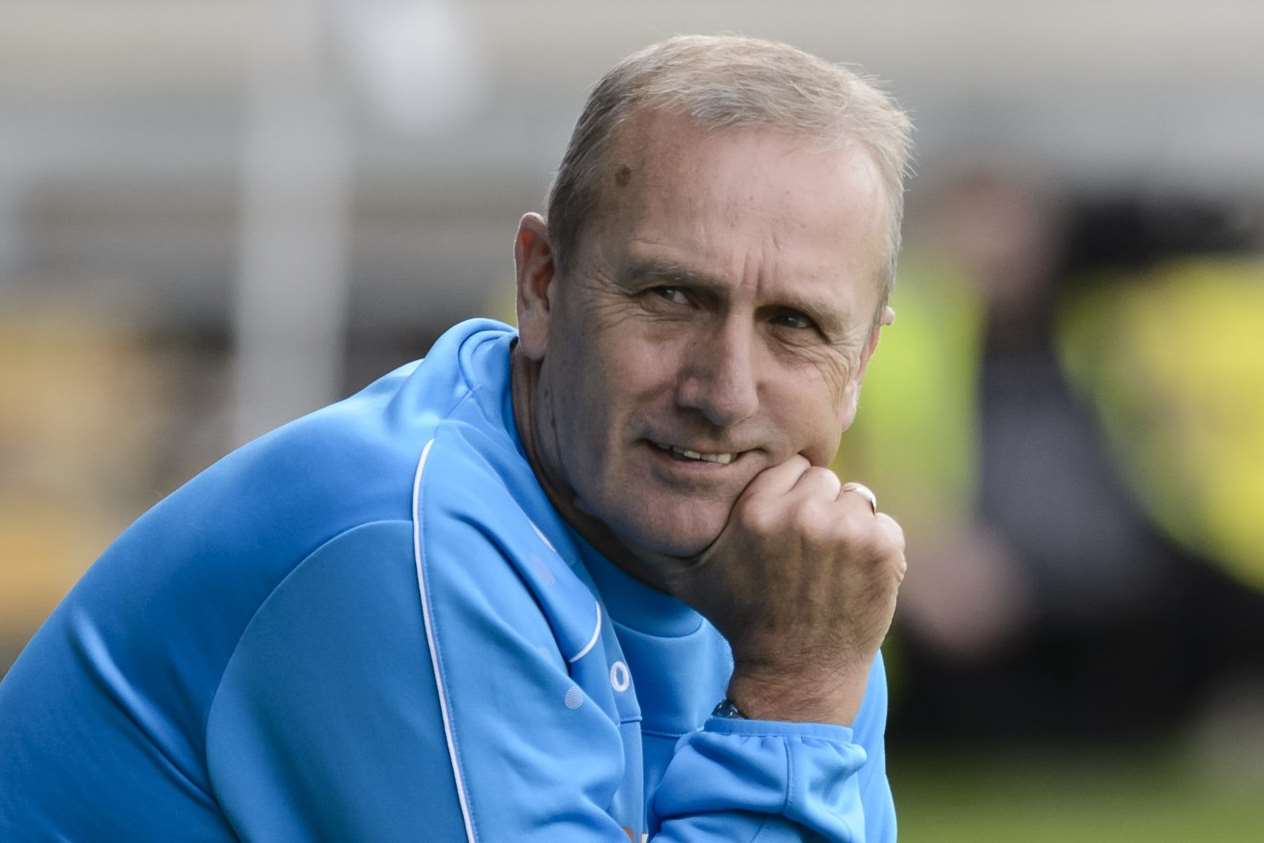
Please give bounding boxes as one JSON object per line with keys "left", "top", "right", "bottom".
{"left": 711, "top": 698, "right": 749, "bottom": 719}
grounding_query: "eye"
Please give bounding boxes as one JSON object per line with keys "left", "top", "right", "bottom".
{"left": 652, "top": 286, "right": 690, "bottom": 305}
{"left": 769, "top": 309, "right": 816, "bottom": 331}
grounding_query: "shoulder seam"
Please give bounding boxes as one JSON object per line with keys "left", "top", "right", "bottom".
{"left": 203, "top": 518, "right": 414, "bottom": 787}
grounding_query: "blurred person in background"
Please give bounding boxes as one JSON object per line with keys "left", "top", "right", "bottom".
{"left": 840, "top": 170, "right": 1264, "bottom": 745}
{"left": 0, "top": 36, "right": 911, "bottom": 842}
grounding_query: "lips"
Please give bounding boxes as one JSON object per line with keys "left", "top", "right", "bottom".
{"left": 648, "top": 440, "right": 738, "bottom": 465}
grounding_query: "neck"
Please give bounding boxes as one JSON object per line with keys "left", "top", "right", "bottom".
{"left": 509, "top": 344, "right": 679, "bottom": 593}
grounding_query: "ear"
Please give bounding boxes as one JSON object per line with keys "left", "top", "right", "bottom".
{"left": 514, "top": 212, "right": 556, "bottom": 361}
{"left": 839, "top": 306, "right": 892, "bottom": 430}
{"left": 855, "top": 305, "right": 894, "bottom": 381}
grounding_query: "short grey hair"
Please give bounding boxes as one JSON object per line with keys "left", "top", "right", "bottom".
{"left": 546, "top": 34, "right": 914, "bottom": 299}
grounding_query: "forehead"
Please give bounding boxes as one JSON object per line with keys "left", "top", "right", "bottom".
{"left": 588, "top": 111, "right": 890, "bottom": 319}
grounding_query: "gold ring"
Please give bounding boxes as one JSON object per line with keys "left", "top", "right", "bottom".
{"left": 841, "top": 481, "right": 878, "bottom": 513}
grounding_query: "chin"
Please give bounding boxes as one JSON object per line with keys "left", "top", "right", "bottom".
{"left": 630, "top": 531, "right": 712, "bottom": 560}
{"left": 611, "top": 505, "right": 726, "bottom": 560}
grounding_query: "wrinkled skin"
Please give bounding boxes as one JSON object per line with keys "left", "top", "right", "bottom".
{"left": 513, "top": 111, "right": 907, "bottom": 723}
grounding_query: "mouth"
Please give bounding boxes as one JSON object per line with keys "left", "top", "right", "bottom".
{"left": 648, "top": 440, "right": 740, "bottom": 465}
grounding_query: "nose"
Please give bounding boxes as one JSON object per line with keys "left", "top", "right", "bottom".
{"left": 674, "top": 320, "right": 760, "bottom": 427}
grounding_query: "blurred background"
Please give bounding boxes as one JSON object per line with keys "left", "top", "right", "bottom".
{"left": 2, "top": 1, "right": 1261, "bottom": 839}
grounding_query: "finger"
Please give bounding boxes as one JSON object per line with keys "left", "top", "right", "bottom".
{"left": 874, "top": 512, "right": 906, "bottom": 552}
{"left": 741, "top": 454, "right": 812, "bottom": 499}
{"left": 874, "top": 513, "right": 909, "bottom": 583}
{"left": 789, "top": 466, "right": 842, "bottom": 501}
{"left": 840, "top": 481, "right": 878, "bottom": 514}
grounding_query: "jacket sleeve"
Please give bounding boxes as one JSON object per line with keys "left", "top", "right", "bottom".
{"left": 649, "top": 650, "right": 896, "bottom": 842}
{"left": 206, "top": 517, "right": 894, "bottom": 842}
{"left": 206, "top": 521, "right": 471, "bottom": 841}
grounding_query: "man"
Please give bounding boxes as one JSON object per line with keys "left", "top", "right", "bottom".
{"left": 0, "top": 35, "right": 911, "bottom": 841}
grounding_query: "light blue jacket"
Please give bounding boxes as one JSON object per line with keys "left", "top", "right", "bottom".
{"left": 0, "top": 319, "right": 895, "bottom": 841}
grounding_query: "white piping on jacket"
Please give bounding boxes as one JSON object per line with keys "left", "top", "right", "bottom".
{"left": 411, "top": 438, "right": 477, "bottom": 843}
{"left": 568, "top": 602, "right": 602, "bottom": 664}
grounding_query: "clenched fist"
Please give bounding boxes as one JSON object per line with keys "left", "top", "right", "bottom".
{"left": 664, "top": 455, "right": 907, "bottom": 725}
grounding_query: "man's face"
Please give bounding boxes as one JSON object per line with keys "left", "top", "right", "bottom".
{"left": 521, "top": 112, "right": 890, "bottom": 562}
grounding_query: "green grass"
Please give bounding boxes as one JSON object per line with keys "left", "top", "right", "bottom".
{"left": 891, "top": 747, "right": 1264, "bottom": 842}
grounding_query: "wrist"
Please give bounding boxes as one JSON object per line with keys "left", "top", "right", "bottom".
{"left": 726, "top": 657, "right": 873, "bottom": 726}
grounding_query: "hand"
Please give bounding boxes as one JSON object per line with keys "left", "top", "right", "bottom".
{"left": 664, "top": 456, "right": 907, "bottom": 725}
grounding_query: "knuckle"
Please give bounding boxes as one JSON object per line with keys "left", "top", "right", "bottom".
{"left": 804, "top": 466, "right": 840, "bottom": 486}
{"left": 866, "top": 515, "right": 905, "bottom": 557}
{"left": 872, "top": 531, "right": 901, "bottom": 558}
{"left": 737, "top": 496, "right": 778, "bottom": 533}
{"left": 875, "top": 512, "right": 905, "bottom": 541}
{"left": 836, "top": 510, "right": 871, "bottom": 542}
{"left": 850, "top": 526, "right": 898, "bottom": 567}
{"left": 796, "top": 502, "right": 840, "bottom": 545}
{"left": 790, "top": 499, "right": 823, "bottom": 531}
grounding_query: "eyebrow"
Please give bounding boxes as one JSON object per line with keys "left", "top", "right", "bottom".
{"left": 620, "top": 255, "right": 727, "bottom": 291}
{"left": 620, "top": 254, "right": 851, "bottom": 334}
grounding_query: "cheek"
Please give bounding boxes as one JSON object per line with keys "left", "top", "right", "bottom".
{"left": 805, "top": 402, "right": 850, "bottom": 462}
{"left": 772, "top": 362, "right": 855, "bottom": 461}
{"left": 560, "top": 331, "right": 667, "bottom": 451}
{"left": 589, "top": 322, "right": 682, "bottom": 406}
